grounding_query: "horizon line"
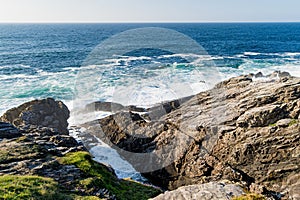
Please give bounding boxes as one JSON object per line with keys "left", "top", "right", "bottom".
{"left": 0, "top": 21, "right": 300, "bottom": 24}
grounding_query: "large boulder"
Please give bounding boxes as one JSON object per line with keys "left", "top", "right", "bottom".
{"left": 0, "top": 98, "right": 70, "bottom": 134}
{"left": 82, "top": 72, "right": 300, "bottom": 199}
{"left": 151, "top": 182, "right": 245, "bottom": 200}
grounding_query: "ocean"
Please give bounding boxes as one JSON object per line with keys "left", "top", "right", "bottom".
{"left": 1, "top": 23, "right": 300, "bottom": 180}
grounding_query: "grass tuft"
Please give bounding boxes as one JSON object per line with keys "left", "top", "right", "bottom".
{"left": 59, "top": 151, "right": 161, "bottom": 200}
{"left": 288, "top": 119, "right": 298, "bottom": 126}
{"left": 232, "top": 193, "right": 266, "bottom": 200}
{"left": 0, "top": 175, "right": 71, "bottom": 200}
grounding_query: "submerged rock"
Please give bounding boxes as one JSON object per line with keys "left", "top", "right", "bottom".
{"left": 84, "top": 72, "right": 300, "bottom": 199}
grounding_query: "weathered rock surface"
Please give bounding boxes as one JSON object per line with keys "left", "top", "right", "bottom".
{"left": 83, "top": 72, "right": 300, "bottom": 199}
{"left": 82, "top": 96, "right": 192, "bottom": 120}
{"left": 151, "top": 181, "right": 245, "bottom": 200}
{"left": 0, "top": 122, "right": 21, "bottom": 139}
{"left": 0, "top": 98, "right": 160, "bottom": 200}
{"left": 0, "top": 98, "right": 70, "bottom": 134}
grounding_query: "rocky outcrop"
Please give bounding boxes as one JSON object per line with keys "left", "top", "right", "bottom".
{"left": 82, "top": 96, "right": 192, "bottom": 120}
{"left": 0, "top": 98, "right": 161, "bottom": 200}
{"left": 151, "top": 181, "right": 245, "bottom": 200}
{"left": 82, "top": 72, "right": 300, "bottom": 199}
{"left": 0, "top": 98, "right": 70, "bottom": 134}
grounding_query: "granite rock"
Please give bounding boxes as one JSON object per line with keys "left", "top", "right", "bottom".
{"left": 83, "top": 72, "right": 300, "bottom": 199}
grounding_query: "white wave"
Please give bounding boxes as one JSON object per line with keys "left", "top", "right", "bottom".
{"left": 244, "top": 52, "right": 261, "bottom": 56}
{"left": 68, "top": 126, "right": 146, "bottom": 180}
{"left": 158, "top": 53, "right": 207, "bottom": 59}
{"left": 219, "top": 60, "right": 300, "bottom": 79}
{"left": 103, "top": 56, "right": 152, "bottom": 66}
{"left": 158, "top": 53, "right": 224, "bottom": 63}
{"left": 281, "top": 52, "right": 300, "bottom": 57}
{"left": 90, "top": 145, "right": 142, "bottom": 179}
{"left": 69, "top": 110, "right": 112, "bottom": 126}
{"left": 62, "top": 66, "right": 81, "bottom": 72}
{"left": 241, "top": 52, "right": 300, "bottom": 58}
{"left": 0, "top": 64, "right": 32, "bottom": 70}
{"left": 267, "top": 64, "right": 300, "bottom": 78}
{"left": 0, "top": 74, "right": 39, "bottom": 80}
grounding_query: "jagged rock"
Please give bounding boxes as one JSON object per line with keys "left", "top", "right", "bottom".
{"left": 249, "top": 183, "right": 268, "bottom": 195}
{"left": 267, "top": 71, "right": 291, "bottom": 78}
{"left": 84, "top": 101, "right": 146, "bottom": 113}
{"left": 0, "top": 99, "right": 161, "bottom": 199}
{"left": 0, "top": 98, "right": 69, "bottom": 134}
{"left": 255, "top": 72, "right": 264, "bottom": 78}
{"left": 144, "top": 95, "right": 193, "bottom": 120}
{"left": 151, "top": 182, "right": 245, "bottom": 200}
{"left": 85, "top": 101, "right": 125, "bottom": 112}
{"left": 0, "top": 122, "right": 21, "bottom": 139}
{"left": 49, "top": 135, "right": 78, "bottom": 147}
{"left": 236, "top": 104, "right": 288, "bottom": 127}
{"left": 84, "top": 73, "right": 300, "bottom": 199}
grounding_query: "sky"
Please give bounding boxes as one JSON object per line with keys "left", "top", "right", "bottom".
{"left": 0, "top": 0, "right": 300, "bottom": 23}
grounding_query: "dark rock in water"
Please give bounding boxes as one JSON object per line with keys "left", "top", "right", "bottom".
{"left": 83, "top": 96, "right": 191, "bottom": 119}
{"left": 0, "top": 98, "right": 69, "bottom": 134}
{"left": 144, "top": 95, "right": 193, "bottom": 121}
{"left": 85, "top": 101, "right": 125, "bottom": 112}
{"left": 253, "top": 71, "right": 291, "bottom": 80}
{"left": 84, "top": 73, "right": 300, "bottom": 199}
{"left": 255, "top": 72, "right": 264, "bottom": 78}
{"left": 267, "top": 71, "right": 291, "bottom": 78}
{"left": 0, "top": 122, "right": 21, "bottom": 139}
{"left": 84, "top": 101, "right": 147, "bottom": 113}
{"left": 84, "top": 111, "right": 154, "bottom": 153}
{"left": 125, "top": 105, "right": 147, "bottom": 112}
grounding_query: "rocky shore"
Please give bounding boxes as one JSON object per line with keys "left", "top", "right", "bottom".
{"left": 82, "top": 72, "right": 300, "bottom": 200}
{"left": 0, "top": 98, "right": 161, "bottom": 200}
{"left": 0, "top": 72, "right": 299, "bottom": 199}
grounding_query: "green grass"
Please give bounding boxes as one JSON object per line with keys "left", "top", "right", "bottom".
{"left": 288, "top": 119, "right": 298, "bottom": 126}
{"left": 232, "top": 193, "right": 266, "bottom": 200}
{"left": 268, "top": 123, "right": 276, "bottom": 127}
{"left": 74, "top": 196, "right": 101, "bottom": 200}
{"left": 58, "top": 151, "right": 161, "bottom": 200}
{"left": 0, "top": 175, "right": 72, "bottom": 200}
{"left": 0, "top": 175, "right": 103, "bottom": 200}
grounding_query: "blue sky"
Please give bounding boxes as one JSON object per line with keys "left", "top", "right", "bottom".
{"left": 0, "top": 0, "right": 299, "bottom": 22}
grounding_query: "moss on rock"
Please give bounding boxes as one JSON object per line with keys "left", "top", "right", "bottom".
{"left": 58, "top": 151, "right": 161, "bottom": 200}
{"left": 0, "top": 175, "right": 71, "bottom": 199}
{"left": 232, "top": 193, "right": 266, "bottom": 200}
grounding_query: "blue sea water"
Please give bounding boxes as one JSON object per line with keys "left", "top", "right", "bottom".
{"left": 1, "top": 23, "right": 300, "bottom": 114}
{"left": 1, "top": 23, "right": 300, "bottom": 179}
